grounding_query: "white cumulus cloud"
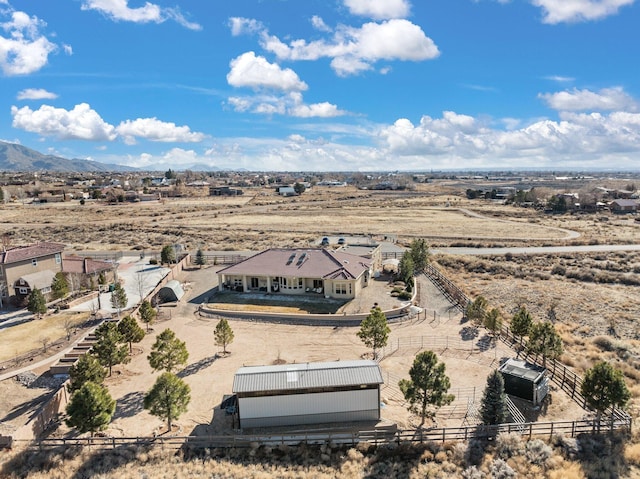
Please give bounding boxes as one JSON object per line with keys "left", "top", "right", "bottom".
{"left": 261, "top": 19, "right": 439, "bottom": 77}
{"left": 16, "top": 88, "right": 58, "bottom": 100}
{"left": 344, "top": 0, "right": 411, "bottom": 19}
{"left": 0, "top": 9, "right": 57, "bottom": 75}
{"left": 531, "top": 0, "right": 635, "bottom": 24}
{"left": 539, "top": 87, "right": 638, "bottom": 112}
{"left": 81, "top": 0, "right": 201, "bottom": 30}
{"left": 229, "top": 17, "right": 264, "bottom": 36}
{"left": 227, "top": 51, "right": 308, "bottom": 91}
{"left": 116, "top": 118, "right": 207, "bottom": 145}
{"left": 11, "top": 103, "right": 117, "bottom": 141}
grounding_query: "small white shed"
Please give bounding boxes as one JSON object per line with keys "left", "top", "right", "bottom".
{"left": 232, "top": 360, "right": 384, "bottom": 428}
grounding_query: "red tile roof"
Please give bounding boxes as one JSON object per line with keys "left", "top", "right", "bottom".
{"left": 0, "top": 242, "right": 65, "bottom": 265}
{"left": 62, "top": 256, "right": 114, "bottom": 274}
{"left": 218, "top": 248, "right": 371, "bottom": 280}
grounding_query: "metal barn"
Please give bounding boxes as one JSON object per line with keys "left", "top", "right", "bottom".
{"left": 232, "top": 360, "right": 384, "bottom": 428}
{"left": 498, "top": 358, "right": 549, "bottom": 406}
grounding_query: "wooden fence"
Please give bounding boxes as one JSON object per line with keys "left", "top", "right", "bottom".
{"left": 17, "top": 416, "right": 631, "bottom": 452}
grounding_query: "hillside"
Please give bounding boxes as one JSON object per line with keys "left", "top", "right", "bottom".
{"left": 0, "top": 141, "right": 135, "bottom": 172}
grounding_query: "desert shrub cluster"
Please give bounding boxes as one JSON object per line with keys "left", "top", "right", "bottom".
{"left": 2, "top": 432, "right": 638, "bottom": 478}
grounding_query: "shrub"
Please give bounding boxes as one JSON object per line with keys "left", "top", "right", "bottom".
{"left": 525, "top": 439, "right": 553, "bottom": 466}
{"left": 398, "top": 291, "right": 412, "bottom": 300}
{"left": 490, "top": 459, "right": 516, "bottom": 479}
{"left": 462, "top": 465, "right": 485, "bottom": 479}
{"left": 495, "top": 432, "right": 523, "bottom": 459}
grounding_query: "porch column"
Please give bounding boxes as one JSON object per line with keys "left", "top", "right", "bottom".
{"left": 217, "top": 273, "right": 225, "bottom": 292}
{"left": 266, "top": 277, "right": 272, "bottom": 292}
{"left": 242, "top": 275, "right": 248, "bottom": 292}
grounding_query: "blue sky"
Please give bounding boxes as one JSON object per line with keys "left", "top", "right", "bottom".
{"left": 1, "top": 0, "right": 640, "bottom": 172}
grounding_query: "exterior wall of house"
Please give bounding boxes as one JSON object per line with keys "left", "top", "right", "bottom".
{"left": 3, "top": 253, "right": 63, "bottom": 305}
{"left": 238, "top": 387, "right": 380, "bottom": 428}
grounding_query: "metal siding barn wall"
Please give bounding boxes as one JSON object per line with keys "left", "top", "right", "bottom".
{"left": 239, "top": 389, "right": 379, "bottom": 428}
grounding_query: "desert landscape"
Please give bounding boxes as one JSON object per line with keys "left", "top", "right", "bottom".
{"left": 1, "top": 176, "right": 640, "bottom": 478}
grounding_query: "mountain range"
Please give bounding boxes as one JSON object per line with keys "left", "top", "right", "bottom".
{"left": 0, "top": 141, "right": 136, "bottom": 172}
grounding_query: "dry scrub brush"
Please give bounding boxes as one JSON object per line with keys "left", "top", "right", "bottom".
{"left": 2, "top": 433, "right": 639, "bottom": 479}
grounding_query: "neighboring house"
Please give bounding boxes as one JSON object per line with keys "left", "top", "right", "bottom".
{"left": 610, "top": 199, "right": 638, "bottom": 213}
{"left": 210, "top": 186, "right": 244, "bottom": 196}
{"left": 0, "top": 242, "right": 65, "bottom": 307}
{"left": 276, "top": 186, "right": 297, "bottom": 196}
{"left": 217, "top": 248, "right": 372, "bottom": 300}
{"left": 232, "top": 359, "right": 384, "bottom": 428}
{"left": 62, "top": 255, "right": 115, "bottom": 291}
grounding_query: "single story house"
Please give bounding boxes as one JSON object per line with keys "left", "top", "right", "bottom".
{"left": 62, "top": 255, "right": 116, "bottom": 291}
{"left": 217, "top": 248, "right": 372, "bottom": 300}
{"left": 232, "top": 360, "right": 384, "bottom": 428}
{"left": 610, "top": 199, "right": 638, "bottom": 213}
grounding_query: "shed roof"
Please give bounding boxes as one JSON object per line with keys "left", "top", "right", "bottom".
{"left": 233, "top": 359, "right": 383, "bottom": 394}
{"left": 499, "top": 358, "right": 546, "bottom": 382}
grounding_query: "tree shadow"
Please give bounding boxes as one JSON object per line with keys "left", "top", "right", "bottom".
{"left": 575, "top": 432, "right": 631, "bottom": 478}
{"left": 177, "top": 355, "right": 219, "bottom": 379}
{"left": 475, "top": 334, "right": 494, "bottom": 352}
{"left": 0, "top": 391, "right": 52, "bottom": 423}
{"left": 114, "top": 390, "right": 146, "bottom": 419}
{"left": 460, "top": 326, "right": 479, "bottom": 341}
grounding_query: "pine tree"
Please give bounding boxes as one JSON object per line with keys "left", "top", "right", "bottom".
{"left": 68, "top": 354, "right": 107, "bottom": 393}
{"left": 65, "top": 382, "right": 116, "bottom": 436}
{"left": 194, "top": 249, "right": 206, "bottom": 268}
{"left": 527, "top": 321, "right": 563, "bottom": 368}
{"left": 399, "top": 350, "right": 455, "bottom": 426}
{"left": 484, "top": 308, "right": 503, "bottom": 339}
{"left": 110, "top": 282, "right": 128, "bottom": 319}
{"left": 214, "top": 318, "right": 234, "bottom": 355}
{"left": 92, "top": 321, "right": 129, "bottom": 376}
{"left": 144, "top": 372, "right": 190, "bottom": 431}
{"left": 139, "top": 300, "right": 157, "bottom": 332}
{"left": 480, "top": 370, "right": 508, "bottom": 425}
{"left": 148, "top": 328, "right": 189, "bottom": 372}
{"left": 465, "top": 296, "right": 488, "bottom": 326}
{"left": 398, "top": 253, "right": 415, "bottom": 286}
{"left": 117, "top": 315, "right": 145, "bottom": 353}
{"left": 51, "top": 272, "right": 69, "bottom": 300}
{"left": 357, "top": 306, "right": 390, "bottom": 359}
{"left": 27, "top": 288, "right": 47, "bottom": 319}
{"left": 408, "top": 238, "right": 430, "bottom": 273}
{"left": 510, "top": 306, "right": 533, "bottom": 342}
{"left": 581, "top": 361, "right": 631, "bottom": 432}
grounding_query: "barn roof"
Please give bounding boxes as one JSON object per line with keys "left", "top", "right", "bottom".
{"left": 233, "top": 359, "right": 383, "bottom": 394}
{"left": 499, "top": 358, "right": 546, "bottom": 382}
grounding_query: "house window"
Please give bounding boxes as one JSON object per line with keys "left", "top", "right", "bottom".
{"left": 313, "top": 279, "right": 323, "bottom": 289}
{"left": 335, "top": 283, "right": 347, "bottom": 295}
{"left": 250, "top": 277, "right": 259, "bottom": 289}
{"left": 32, "top": 259, "right": 38, "bottom": 266}
{"left": 19, "top": 287, "right": 29, "bottom": 295}
{"left": 233, "top": 278, "right": 242, "bottom": 287}
{"left": 41, "top": 286, "right": 51, "bottom": 294}
{"left": 55, "top": 253, "right": 62, "bottom": 264}
{"left": 281, "top": 277, "right": 289, "bottom": 288}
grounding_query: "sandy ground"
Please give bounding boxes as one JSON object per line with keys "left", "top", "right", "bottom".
{"left": 0, "top": 265, "right": 586, "bottom": 439}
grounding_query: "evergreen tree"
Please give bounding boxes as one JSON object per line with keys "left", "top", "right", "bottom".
{"left": 214, "top": 318, "right": 235, "bottom": 355}
{"left": 484, "top": 308, "right": 503, "bottom": 339}
{"left": 480, "top": 370, "right": 508, "bottom": 425}
{"left": 510, "top": 306, "right": 533, "bottom": 342}
{"left": 161, "top": 245, "right": 176, "bottom": 265}
{"left": 110, "top": 282, "right": 128, "bottom": 319}
{"left": 293, "top": 182, "right": 306, "bottom": 194}
{"left": 92, "top": 321, "right": 129, "bottom": 376}
{"left": 408, "top": 238, "right": 430, "bottom": 273}
{"left": 148, "top": 328, "right": 189, "bottom": 372}
{"left": 117, "top": 315, "right": 145, "bottom": 353}
{"left": 581, "top": 361, "right": 631, "bottom": 432}
{"left": 139, "top": 300, "right": 157, "bottom": 332}
{"left": 27, "top": 288, "right": 47, "bottom": 319}
{"left": 527, "top": 321, "right": 563, "bottom": 368}
{"left": 357, "top": 306, "right": 390, "bottom": 359}
{"left": 51, "top": 272, "right": 69, "bottom": 300}
{"left": 65, "top": 382, "right": 116, "bottom": 436}
{"left": 398, "top": 253, "right": 415, "bottom": 286}
{"left": 465, "top": 296, "right": 488, "bottom": 326}
{"left": 399, "top": 350, "right": 454, "bottom": 426}
{"left": 68, "top": 354, "right": 107, "bottom": 393}
{"left": 194, "top": 249, "right": 206, "bottom": 268}
{"left": 144, "top": 372, "right": 190, "bottom": 431}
